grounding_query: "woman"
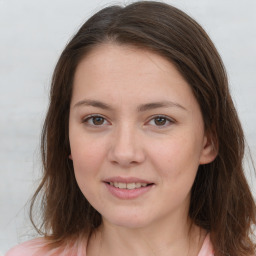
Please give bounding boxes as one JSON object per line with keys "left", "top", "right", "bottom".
{"left": 6, "top": 1, "right": 256, "bottom": 255}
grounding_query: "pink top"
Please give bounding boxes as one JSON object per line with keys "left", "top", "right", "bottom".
{"left": 6, "top": 234, "right": 214, "bottom": 256}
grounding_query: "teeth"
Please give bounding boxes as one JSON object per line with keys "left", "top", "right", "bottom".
{"left": 127, "top": 183, "right": 136, "bottom": 189}
{"left": 118, "top": 183, "right": 126, "bottom": 189}
{"left": 109, "top": 182, "right": 149, "bottom": 189}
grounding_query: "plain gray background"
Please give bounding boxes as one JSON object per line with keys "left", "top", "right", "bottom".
{"left": 0, "top": 0, "right": 255, "bottom": 254}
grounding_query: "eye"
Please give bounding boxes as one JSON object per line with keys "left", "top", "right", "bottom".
{"left": 82, "top": 115, "right": 110, "bottom": 126}
{"left": 147, "top": 115, "right": 174, "bottom": 127}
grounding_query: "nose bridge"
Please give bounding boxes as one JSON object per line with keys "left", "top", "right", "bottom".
{"left": 108, "top": 121, "right": 145, "bottom": 166}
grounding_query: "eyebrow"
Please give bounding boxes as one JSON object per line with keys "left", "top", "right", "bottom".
{"left": 137, "top": 101, "right": 187, "bottom": 112}
{"left": 73, "top": 99, "right": 113, "bottom": 110}
{"left": 73, "top": 99, "right": 187, "bottom": 112}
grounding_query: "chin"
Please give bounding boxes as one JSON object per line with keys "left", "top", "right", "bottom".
{"left": 102, "top": 211, "right": 153, "bottom": 229}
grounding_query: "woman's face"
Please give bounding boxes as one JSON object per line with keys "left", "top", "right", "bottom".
{"left": 69, "top": 44, "right": 215, "bottom": 229}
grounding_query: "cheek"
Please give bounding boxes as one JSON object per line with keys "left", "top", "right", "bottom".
{"left": 70, "top": 132, "right": 106, "bottom": 165}
{"left": 69, "top": 135, "right": 107, "bottom": 187}
{"left": 149, "top": 133, "right": 203, "bottom": 181}
{"left": 70, "top": 140, "right": 105, "bottom": 206}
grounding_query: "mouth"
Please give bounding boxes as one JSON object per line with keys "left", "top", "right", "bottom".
{"left": 105, "top": 182, "right": 154, "bottom": 190}
{"left": 103, "top": 177, "right": 155, "bottom": 199}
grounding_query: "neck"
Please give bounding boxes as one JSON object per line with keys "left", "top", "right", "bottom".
{"left": 87, "top": 216, "right": 206, "bottom": 256}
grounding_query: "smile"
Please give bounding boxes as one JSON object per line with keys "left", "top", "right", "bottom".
{"left": 104, "top": 178, "right": 155, "bottom": 199}
{"left": 108, "top": 182, "right": 149, "bottom": 189}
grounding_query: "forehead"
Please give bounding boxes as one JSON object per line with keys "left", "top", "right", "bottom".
{"left": 76, "top": 44, "right": 172, "bottom": 76}
{"left": 74, "top": 43, "right": 189, "bottom": 86}
{"left": 71, "top": 43, "right": 197, "bottom": 110}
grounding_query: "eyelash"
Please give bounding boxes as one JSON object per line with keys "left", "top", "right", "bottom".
{"left": 82, "top": 115, "right": 110, "bottom": 126}
{"left": 82, "top": 115, "right": 175, "bottom": 128}
{"left": 146, "top": 115, "right": 175, "bottom": 127}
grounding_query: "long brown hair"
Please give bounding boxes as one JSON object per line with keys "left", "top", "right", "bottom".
{"left": 30, "top": 1, "right": 256, "bottom": 255}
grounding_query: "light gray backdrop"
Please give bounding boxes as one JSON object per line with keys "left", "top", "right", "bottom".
{"left": 0, "top": 0, "right": 255, "bottom": 254}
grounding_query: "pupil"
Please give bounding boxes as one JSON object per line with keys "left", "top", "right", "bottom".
{"left": 93, "top": 117, "right": 104, "bottom": 125}
{"left": 155, "top": 117, "right": 166, "bottom": 125}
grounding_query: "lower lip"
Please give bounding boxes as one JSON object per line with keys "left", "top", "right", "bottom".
{"left": 104, "top": 183, "right": 154, "bottom": 199}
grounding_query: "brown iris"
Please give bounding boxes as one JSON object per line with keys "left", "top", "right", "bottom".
{"left": 154, "top": 117, "right": 167, "bottom": 126}
{"left": 92, "top": 116, "right": 105, "bottom": 125}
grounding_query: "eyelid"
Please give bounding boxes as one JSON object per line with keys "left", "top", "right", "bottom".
{"left": 82, "top": 114, "right": 111, "bottom": 126}
{"left": 81, "top": 114, "right": 175, "bottom": 127}
{"left": 146, "top": 115, "right": 176, "bottom": 127}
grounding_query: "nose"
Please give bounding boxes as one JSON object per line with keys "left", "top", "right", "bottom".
{"left": 107, "top": 124, "right": 146, "bottom": 167}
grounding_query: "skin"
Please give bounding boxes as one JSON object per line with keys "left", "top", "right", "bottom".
{"left": 69, "top": 43, "right": 217, "bottom": 256}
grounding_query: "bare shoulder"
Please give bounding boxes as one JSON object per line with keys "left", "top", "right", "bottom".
{"left": 5, "top": 238, "right": 50, "bottom": 256}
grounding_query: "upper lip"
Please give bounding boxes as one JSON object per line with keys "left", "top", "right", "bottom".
{"left": 103, "top": 176, "right": 154, "bottom": 184}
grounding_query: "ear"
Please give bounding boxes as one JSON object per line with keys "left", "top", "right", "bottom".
{"left": 68, "top": 154, "right": 73, "bottom": 160}
{"left": 199, "top": 132, "right": 218, "bottom": 165}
